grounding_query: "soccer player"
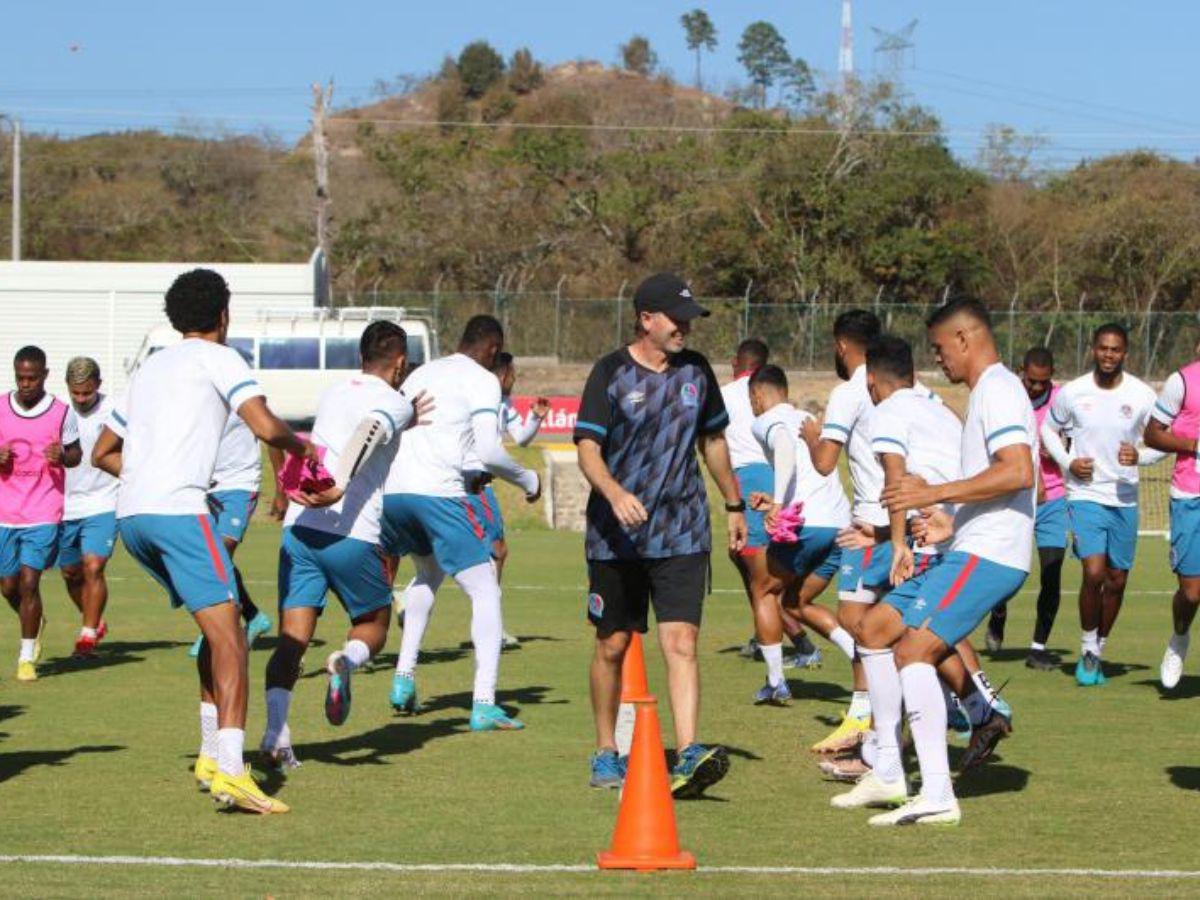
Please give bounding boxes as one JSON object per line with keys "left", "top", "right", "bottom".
{"left": 58, "top": 357, "right": 117, "bottom": 660}
{"left": 836, "top": 298, "right": 1035, "bottom": 827}
{"left": 1142, "top": 345, "right": 1200, "bottom": 689}
{"left": 260, "top": 321, "right": 423, "bottom": 767}
{"left": 576, "top": 272, "right": 747, "bottom": 798}
{"left": 986, "top": 347, "right": 1069, "bottom": 670}
{"left": 384, "top": 315, "right": 540, "bottom": 732}
{"left": 186, "top": 413, "right": 273, "bottom": 658}
{"left": 745, "top": 365, "right": 851, "bottom": 704}
{"left": 0, "top": 346, "right": 81, "bottom": 680}
{"left": 92, "top": 268, "right": 314, "bottom": 814}
{"left": 1040, "top": 323, "right": 1162, "bottom": 686}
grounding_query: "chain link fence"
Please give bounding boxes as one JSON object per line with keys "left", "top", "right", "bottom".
{"left": 344, "top": 290, "right": 1200, "bottom": 380}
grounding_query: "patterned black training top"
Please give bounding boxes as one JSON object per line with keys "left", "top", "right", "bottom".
{"left": 573, "top": 346, "right": 728, "bottom": 561}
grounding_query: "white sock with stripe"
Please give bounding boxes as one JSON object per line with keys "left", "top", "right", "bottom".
{"left": 829, "top": 626, "right": 855, "bottom": 660}
{"left": 454, "top": 562, "right": 503, "bottom": 706}
{"left": 395, "top": 555, "right": 443, "bottom": 677}
{"left": 900, "top": 662, "right": 954, "bottom": 805}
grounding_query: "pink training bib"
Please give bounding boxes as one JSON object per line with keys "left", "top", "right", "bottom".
{"left": 1033, "top": 384, "right": 1065, "bottom": 502}
{"left": 0, "top": 393, "right": 69, "bottom": 525}
{"left": 1170, "top": 361, "right": 1200, "bottom": 496}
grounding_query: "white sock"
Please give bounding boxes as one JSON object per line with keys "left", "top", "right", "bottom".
{"left": 861, "top": 729, "right": 879, "bottom": 768}
{"left": 1081, "top": 628, "right": 1099, "bottom": 657}
{"left": 1170, "top": 632, "right": 1191, "bottom": 653}
{"left": 970, "top": 669, "right": 999, "bottom": 707}
{"left": 396, "top": 556, "right": 443, "bottom": 677}
{"left": 1098, "top": 635, "right": 1107, "bottom": 656}
{"left": 1030, "top": 641, "right": 1046, "bottom": 652}
{"left": 455, "top": 561, "right": 502, "bottom": 705}
{"left": 847, "top": 690, "right": 871, "bottom": 720}
{"left": 859, "top": 647, "right": 903, "bottom": 783}
{"left": 80, "top": 626, "right": 98, "bottom": 640}
{"left": 262, "top": 687, "right": 292, "bottom": 751}
{"left": 900, "top": 662, "right": 954, "bottom": 805}
{"left": 199, "top": 702, "right": 219, "bottom": 759}
{"left": 18, "top": 639, "right": 35, "bottom": 662}
{"left": 342, "top": 638, "right": 371, "bottom": 670}
{"left": 216, "top": 727, "right": 245, "bottom": 778}
{"left": 761, "top": 642, "right": 784, "bottom": 687}
{"left": 829, "top": 626, "right": 856, "bottom": 661}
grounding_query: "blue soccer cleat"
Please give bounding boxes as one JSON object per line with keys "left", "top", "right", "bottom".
{"left": 1075, "top": 652, "right": 1103, "bottom": 687}
{"left": 947, "top": 694, "right": 972, "bottom": 740}
{"left": 670, "top": 743, "right": 730, "bottom": 799}
{"left": 188, "top": 634, "right": 204, "bottom": 658}
{"left": 245, "top": 611, "right": 272, "bottom": 648}
{"left": 754, "top": 680, "right": 792, "bottom": 705}
{"left": 470, "top": 701, "right": 524, "bottom": 731}
{"left": 390, "top": 673, "right": 420, "bottom": 714}
{"left": 324, "top": 652, "right": 352, "bottom": 726}
{"left": 589, "top": 748, "right": 627, "bottom": 789}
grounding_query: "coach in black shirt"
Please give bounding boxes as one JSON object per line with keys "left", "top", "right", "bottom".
{"left": 574, "top": 272, "right": 747, "bottom": 799}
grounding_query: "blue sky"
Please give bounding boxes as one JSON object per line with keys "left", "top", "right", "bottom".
{"left": 2, "top": 0, "right": 1198, "bottom": 168}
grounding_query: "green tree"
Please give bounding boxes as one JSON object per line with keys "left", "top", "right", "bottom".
{"left": 507, "top": 47, "right": 544, "bottom": 94}
{"left": 780, "top": 58, "right": 815, "bottom": 111}
{"left": 737, "top": 21, "right": 790, "bottom": 108}
{"left": 457, "top": 41, "right": 505, "bottom": 99}
{"left": 680, "top": 9, "right": 718, "bottom": 88}
{"left": 619, "top": 35, "right": 658, "bottom": 76}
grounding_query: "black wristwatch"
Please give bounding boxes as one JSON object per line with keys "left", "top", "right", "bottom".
{"left": 724, "top": 499, "right": 746, "bottom": 513}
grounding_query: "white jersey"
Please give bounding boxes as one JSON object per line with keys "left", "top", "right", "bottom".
{"left": 500, "top": 397, "right": 543, "bottom": 446}
{"left": 752, "top": 403, "right": 850, "bottom": 529}
{"left": 64, "top": 393, "right": 119, "bottom": 520}
{"left": 952, "top": 363, "right": 1037, "bottom": 572}
{"left": 721, "top": 375, "right": 768, "bottom": 469}
{"left": 386, "top": 353, "right": 501, "bottom": 498}
{"left": 211, "top": 413, "right": 261, "bottom": 494}
{"left": 1046, "top": 371, "right": 1159, "bottom": 507}
{"left": 111, "top": 338, "right": 264, "bottom": 518}
{"left": 285, "top": 374, "right": 413, "bottom": 543}
{"left": 871, "top": 387, "right": 963, "bottom": 555}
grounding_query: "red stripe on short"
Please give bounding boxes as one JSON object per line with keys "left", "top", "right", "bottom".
{"left": 478, "top": 491, "right": 496, "bottom": 524}
{"left": 197, "top": 515, "right": 228, "bottom": 582}
{"left": 461, "top": 500, "right": 486, "bottom": 540}
{"left": 738, "top": 547, "right": 763, "bottom": 558}
{"left": 915, "top": 554, "right": 932, "bottom": 575}
{"left": 936, "top": 554, "right": 979, "bottom": 611}
{"left": 862, "top": 545, "right": 874, "bottom": 568}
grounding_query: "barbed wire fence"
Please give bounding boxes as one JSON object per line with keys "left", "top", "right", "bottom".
{"left": 345, "top": 286, "right": 1200, "bottom": 380}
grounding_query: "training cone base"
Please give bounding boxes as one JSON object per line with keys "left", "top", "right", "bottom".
{"left": 596, "top": 849, "right": 696, "bottom": 871}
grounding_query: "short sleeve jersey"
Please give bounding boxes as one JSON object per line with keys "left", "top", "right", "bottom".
{"left": 112, "top": 338, "right": 264, "bottom": 518}
{"left": 720, "top": 375, "right": 768, "bottom": 469}
{"left": 1151, "top": 368, "right": 1200, "bottom": 499}
{"left": 751, "top": 403, "right": 850, "bottom": 529}
{"left": 952, "top": 363, "right": 1037, "bottom": 572}
{"left": 64, "top": 393, "right": 119, "bottom": 520}
{"left": 211, "top": 413, "right": 262, "bottom": 494}
{"left": 286, "top": 374, "right": 413, "bottom": 543}
{"left": 574, "top": 347, "right": 728, "bottom": 561}
{"left": 386, "top": 353, "right": 501, "bottom": 498}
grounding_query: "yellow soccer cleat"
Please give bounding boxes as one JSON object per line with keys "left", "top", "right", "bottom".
{"left": 16, "top": 660, "right": 37, "bottom": 682}
{"left": 210, "top": 767, "right": 290, "bottom": 815}
{"left": 33, "top": 616, "right": 46, "bottom": 663}
{"left": 811, "top": 714, "right": 870, "bottom": 754}
{"left": 194, "top": 754, "right": 218, "bottom": 792}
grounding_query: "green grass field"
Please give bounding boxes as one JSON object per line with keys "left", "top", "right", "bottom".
{"left": 2, "top": 493, "right": 1200, "bottom": 897}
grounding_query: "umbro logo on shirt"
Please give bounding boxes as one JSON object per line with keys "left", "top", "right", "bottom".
{"left": 626, "top": 390, "right": 646, "bottom": 405}
{"left": 680, "top": 288, "right": 693, "bottom": 298}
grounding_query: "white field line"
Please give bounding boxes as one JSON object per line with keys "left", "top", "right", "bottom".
{"left": 0, "top": 855, "right": 1199, "bottom": 880}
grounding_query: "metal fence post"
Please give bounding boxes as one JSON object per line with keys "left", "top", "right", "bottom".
{"left": 1075, "top": 292, "right": 1087, "bottom": 373}
{"left": 1007, "top": 292, "right": 1019, "bottom": 365}
{"left": 615, "top": 280, "right": 627, "bottom": 346}
{"left": 742, "top": 279, "right": 753, "bottom": 342}
{"left": 554, "top": 275, "right": 565, "bottom": 362}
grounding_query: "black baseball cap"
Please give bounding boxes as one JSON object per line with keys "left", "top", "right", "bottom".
{"left": 632, "top": 273, "right": 710, "bottom": 321}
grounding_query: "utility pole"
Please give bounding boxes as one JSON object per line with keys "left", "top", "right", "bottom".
{"left": 1, "top": 115, "right": 19, "bottom": 261}
{"left": 310, "top": 82, "right": 333, "bottom": 306}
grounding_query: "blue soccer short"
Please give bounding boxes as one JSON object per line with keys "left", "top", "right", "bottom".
{"left": 1035, "top": 497, "right": 1069, "bottom": 550}
{"left": 381, "top": 493, "right": 492, "bottom": 576}
{"left": 468, "top": 485, "right": 506, "bottom": 547}
{"left": 0, "top": 524, "right": 60, "bottom": 577}
{"left": 813, "top": 544, "right": 843, "bottom": 582}
{"left": 767, "top": 527, "right": 840, "bottom": 580}
{"left": 278, "top": 526, "right": 392, "bottom": 620}
{"left": 1068, "top": 500, "right": 1138, "bottom": 571}
{"left": 1170, "top": 498, "right": 1200, "bottom": 578}
{"left": 207, "top": 489, "right": 258, "bottom": 544}
{"left": 58, "top": 512, "right": 117, "bottom": 568}
{"left": 118, "top": 514, "right": 236, "bottom": 613}
{"left": 735, "top": 463, "right": 774, "bottom": 553}
{"left": 884, "top": 551, "right": 1028, "bottom": 646}
{"left": 838, "top": 541, "right": 895, "bottom": 603}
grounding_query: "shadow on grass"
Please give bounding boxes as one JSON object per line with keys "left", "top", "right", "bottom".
{"left": 1056, "top": 659, "right": 1149, "bottom": 680}
{"left": 952, "top": 761, "right": 1031, "bottom": 798}
{"left": 785, "top": 678, "right": 852, "bottom": 708}
{"left": 420, "top": 684, "right": 564, "bottom": 716}
{"left": 0, "top": 705, "right": 25, "bottom": 725}
{"left": 0, "top": 744, "right": 125, "bottom": 784}
{"left": 37, "top": 640, "right": 190, "bottom": 679}
{"left": 1167, "top": 766, "right": 1200, "bottom": 792}
{"left": 984, "top": 646, "right": 1069, "bottom": 664}
{"left": 1134, "top": 675, "right": 1200, "bottom": 700}
{"left": 296, "top": 717, "right": 470, "bottom": 768}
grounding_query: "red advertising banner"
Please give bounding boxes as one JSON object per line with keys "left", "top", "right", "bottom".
{"left": 509, "top": 395, "right": 580, "bottom": 436}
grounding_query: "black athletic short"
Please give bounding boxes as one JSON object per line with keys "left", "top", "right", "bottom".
{"left": 586, "top": 552, "right": 710, "bottom": 634}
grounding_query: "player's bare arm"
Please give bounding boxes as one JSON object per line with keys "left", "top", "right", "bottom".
{"left": 883, "top": 442, "right": 1034, "bottom": 511}
{"left": 1144, "top": 418, "right": 1199, "bottom": 455}
{"left": 576, "top": 437, "right": 647, "bottom": 528}
{"left": 91, "top": 426, "right": 123, "bottom": 477}
{"left": 234, "top": 395, "right": 310, "bottom": 458}
{"left": 879, "top": 452, "right": 914, "bottom": 585}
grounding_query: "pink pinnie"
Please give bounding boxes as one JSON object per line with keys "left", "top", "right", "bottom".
{"left": 767, "top": 501, "right": 806, "bottom": 544}
{"left": 278, "top": 445, "right": 335, "bottom": 501}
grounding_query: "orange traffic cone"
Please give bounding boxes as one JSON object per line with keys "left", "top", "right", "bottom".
{"left": 620, "top": 632, "right": 653, "bottom": 703}
{"left": 597, "top": 698, "right": 696, "bottom": 871}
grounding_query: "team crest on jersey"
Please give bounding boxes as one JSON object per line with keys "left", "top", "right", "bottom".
{"left": 680, "top": 382, "right": 699, "bottom": 407}
{"left": 1120, "top": 404, "right": 1133, "bottom": 419}
{"left": 588, "top": 593, "right": 604, "bottom": 618}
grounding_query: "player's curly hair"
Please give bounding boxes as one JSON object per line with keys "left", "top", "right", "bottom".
{"left": 164, "top": 268, "right": 230, "bottom": 334}
{"left": 360, "top": 320, "right": 408, "bottom": 365}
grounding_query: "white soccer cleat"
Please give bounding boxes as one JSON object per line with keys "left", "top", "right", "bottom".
{"left": 1161, "top": 636, "right": 1189, "bottom": 690}
{"left": 868, "top": 794, "right": 961, "bottom": 827}
{"left": 830, "top": 771, "right": 908, "bottom": 809}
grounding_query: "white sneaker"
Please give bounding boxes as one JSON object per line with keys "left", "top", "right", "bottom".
{"left": 830, "top": 771, "right": 908, "bottom": 809}
{"left": 868, "top": 794, "right": 961, "bottom": 827}
{"left": 501, "top": 631, "right": 520, "bottom": 650}
{"left": 1161, "top": 635, "right": 1189, "bottom": 689}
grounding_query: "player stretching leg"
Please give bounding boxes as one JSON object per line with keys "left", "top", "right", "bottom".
{"left": 745, "top": 366, "right": 851, "bottom": 704}
{"left": 58, "top": 357, "right": 118, "bottom": 660}
{"left": 384, "top": 316, "right": 540, "bottom": 731}
{"left": 93, "top": 269, "right": 315, "bottom": 814}
{"left": 0, "top": 346, "right": 82, "bottom": 680}
{"left": 260, "top": 322, "right": 424, "bottom": 767}
{"left": 1143, "top": 347, "right": 1200, "bottom": 689}
{"left": 1040, "top": 324, "right": 1162, "bottom": 686}
{"left": 834, "top": 299, "right": 1036, "bottom": 826}
{"left": 187, "top": 413, "right": 272, "bottom": 658}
